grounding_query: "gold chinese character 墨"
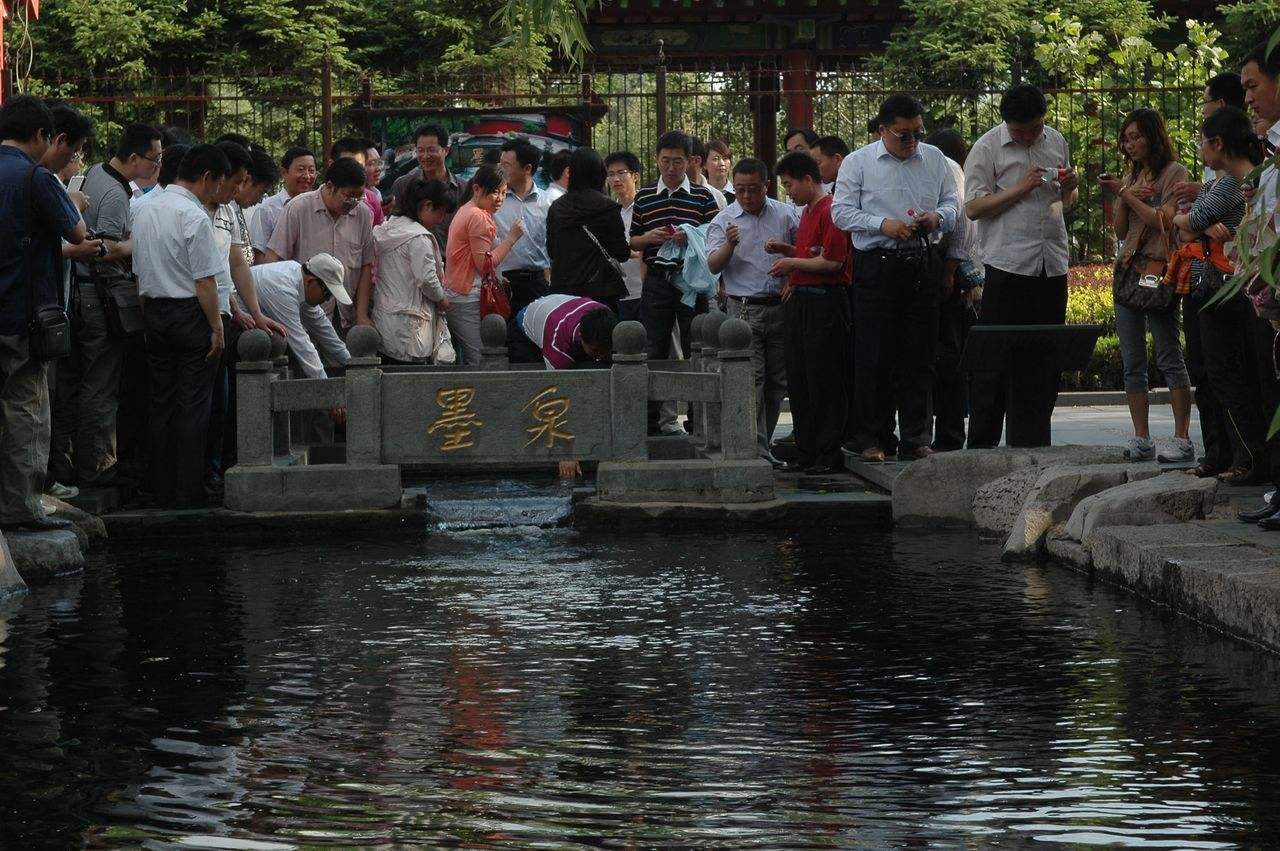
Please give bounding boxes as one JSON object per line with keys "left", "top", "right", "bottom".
{"left": 428, "top": 387, "right": 483, "bottom": 451}
{"left": 523, "top": 386, "right": 574, "bottom": 449}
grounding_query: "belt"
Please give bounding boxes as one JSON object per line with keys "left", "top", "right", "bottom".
{"left": 787, "top": 284, "right": 843, "bottom": 296}
{"left": 860, "top": 246, "right": 927, "bottom": 258}
{"left": 729, "top": 294, "right": 782, "bottom": 306}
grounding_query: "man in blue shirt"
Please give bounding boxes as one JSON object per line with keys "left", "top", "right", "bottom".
{"left": 0, "top": 96, "right": 89, "bottom": 531}
{"left": 706, "top": 157, "right": 798, "bottom": 464}
{"left": 832, "top": 94, "right": 959, "bottom": 464}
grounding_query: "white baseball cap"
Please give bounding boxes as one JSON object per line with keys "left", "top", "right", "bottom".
{"left": 304, "top": 253, "right": 353, "bottom": 305}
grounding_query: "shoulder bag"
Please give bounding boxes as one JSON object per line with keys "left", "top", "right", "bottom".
{"left": 478, "top": 252, "right": 512, "bottom": 320}
{"left": 1113, "top": 209, "right": 1177, "bottom": 313}
{"left": 19, "top": 166, "right": 72, "bottom": 361}
{"left": 581, "top": 224, "right": 626, "bottom": 284}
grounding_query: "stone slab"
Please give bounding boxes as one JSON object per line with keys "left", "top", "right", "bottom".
{"left": 972, "top": 466, "right": 1045, "bottom": 534}
{"left": 43, "top": 496, "right": 108, "bottom": 548}
{"left": 0, "top": 532, "right": 28, "bottom": 598}
{"left": 1078, "top": 523, "right": 1280, "bottom": 653}
{"left": 225, "top": 464, "right": 402, "bottom": 512}
{"left": 893, "top": 445, "right": 1129, "bottom": 527}
{"left": 381, "top": 371, "right": 613, "bottom": 464}
{"left": 596, "top": 459, "right": 776, "bottom": 504}
{"left": 1062, "top": 472, "right": 1217, "bottom": 544}
{"left": 1002, "top": 464, "right": 1164, "bottom": 559}
{"left": 2, "top": 529, "right": 84, "bottom": 583}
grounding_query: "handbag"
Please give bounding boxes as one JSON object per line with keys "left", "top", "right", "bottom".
{"left": 94, "top": 274, "right": 145, "bottom": 338}
{"left": 19, "top": 166, "right": 72, "bottom": 361}
{"left": 432, "top": 311, "right": 456, "bottom": 364}
{"left": 1113, "top": 210, "right": 1177, "bottom": 313}
{"left": 580, "top": 224, "right": 626, "bottom": 285}
{"left": 478, "top": 252, "right": 511, "bottom": 320}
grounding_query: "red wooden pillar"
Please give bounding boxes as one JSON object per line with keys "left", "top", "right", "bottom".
{"left": 750, "top": 67, "right": 780, "bottom": 191}
{"left": 783, "top": 49, "right": 815, "bottom": 132}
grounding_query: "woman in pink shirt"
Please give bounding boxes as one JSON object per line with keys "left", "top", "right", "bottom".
{"left": 444, "top": 164, "right": 524, "bottom": 365}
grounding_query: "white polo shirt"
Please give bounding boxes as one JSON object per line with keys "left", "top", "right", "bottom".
{"left": 131, "top": 185, "right": 224, "bottom": 299}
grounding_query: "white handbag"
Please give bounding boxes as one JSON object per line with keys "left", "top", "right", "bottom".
{"left": 432, "top": 311, "right": 456, "bottom": 364}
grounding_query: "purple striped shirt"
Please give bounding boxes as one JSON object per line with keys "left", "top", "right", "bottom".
{"left": 520, "top": 294, "right": 604, "bottom": 369}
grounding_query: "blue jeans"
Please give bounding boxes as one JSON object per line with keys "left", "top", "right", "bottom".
{"left": 1114, "top": 301, "right": 1190, "bottom": 394}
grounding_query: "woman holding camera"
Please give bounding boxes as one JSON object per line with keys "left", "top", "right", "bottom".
{"left": 1099, "top": 108, "right": 1191, "bottom": 462}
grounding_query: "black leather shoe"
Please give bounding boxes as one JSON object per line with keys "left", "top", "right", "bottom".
{"left": 804, "top": 464, "right": 834, "bottom": 475}
{"left": 1258, "top": 513, "right": 1280, "bottom": 531}
{"left": 1238, "top": 499, "right": 1280, "bottom": 523}
{"left": 0, "top": 515, "right": 73, "bottom": 532}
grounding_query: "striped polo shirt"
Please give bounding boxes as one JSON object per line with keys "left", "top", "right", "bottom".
{"left": 629, "top": 176, "right": 719, "bottom": 270}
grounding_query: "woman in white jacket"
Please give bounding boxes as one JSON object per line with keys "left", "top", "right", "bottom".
{"left": 371, "top": 178, "right": 457, "bottom": 363}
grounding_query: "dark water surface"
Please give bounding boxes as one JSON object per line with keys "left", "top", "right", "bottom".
{"left": 3, "top": 525, "right": 1280, "bottom": 848}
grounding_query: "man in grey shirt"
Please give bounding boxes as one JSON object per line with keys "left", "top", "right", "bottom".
{"left": 389, "top": 124, "right": 467, "bottom": 252}
{"left": 50, "top": 122, "right": 162, "bottom": 488}
{"left": 963, "top": 84, "right": 1078, "bottom": 448}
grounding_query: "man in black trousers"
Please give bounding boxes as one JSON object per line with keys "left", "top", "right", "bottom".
{"left": 130, "top": 145, "right": 229, "bottom": 507}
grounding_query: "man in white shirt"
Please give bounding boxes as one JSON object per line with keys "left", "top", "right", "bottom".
{"left": 130, "top": 144, "right": 229, "bottom": 506}
{"left": 605, "top": 151, "right": 645, "bottom": 323}
{"left": 496, "top": 138, "right": 552, "bottom": 312}
{"left": 252, "top": 256, "right": 351, "bottom": 379}
{"left": 963, "top": 83, "right": 1078, "bottom": 449}
{"left": 542, "top": 149, "right": 571, "bottom": 203}
{"left": 812, "top": 135, "right": 849, "bottom": 197}
{"left": 249, "top": 146, "right": 317, "bottom": 263}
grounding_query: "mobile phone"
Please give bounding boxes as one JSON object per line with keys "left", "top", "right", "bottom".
{"left": 68, "top": 174, "right": 86, "bottom": 193}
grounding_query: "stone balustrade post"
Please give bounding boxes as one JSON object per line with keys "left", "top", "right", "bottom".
{"left": 609, "top": 321, "right": 649, "bottom": 460}
{"left": 700, "top": 311, "right": 727, "bottom": 453}
{"left": 267, "top": 330, "right": 293, "bottom": 455}
{"left": 235, "top": 329, "right": 275, "bottom": 467}
{"left": 717, "top": 317, "right": 756, "bottom": 460}
{"left": 344, "top": 325, "right": 384, "bottom": 465}
{"left": 479, "top": 314, "right": 510, "bottom": 370}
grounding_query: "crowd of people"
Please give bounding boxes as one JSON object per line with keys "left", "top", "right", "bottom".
{"left": 2, "top": 38, "right": 1279, "bottom": 531}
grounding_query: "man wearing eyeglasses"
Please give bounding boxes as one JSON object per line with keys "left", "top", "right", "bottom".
{"left": 604, "top": 151, "right": 645, "bottom": 322}
{"left": 832, "top": 93, "right": 959, "bottom": 464}
{"left": 963, "top": 84, "right": 1077, "bottom": 449}
{"left": 389, "top": 124, "right": 467, "bottom": 253}
{"left": 49, "top": 122, "right": 163, "bottom": 492}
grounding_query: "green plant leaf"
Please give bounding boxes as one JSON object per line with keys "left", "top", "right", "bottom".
{"left": 1268, "top": 401, "right": 1280, "bottom": 440}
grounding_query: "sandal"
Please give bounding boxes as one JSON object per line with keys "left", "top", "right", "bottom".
{"left": 1217, "top": 466, "right": 1260, "bottom": 485}
{"left": 1192, "top": 463, "right": 1223, "bottom": 478}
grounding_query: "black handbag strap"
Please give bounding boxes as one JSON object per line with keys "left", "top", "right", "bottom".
{"left": 17, "top": 164, "right": 66, "bottom": 328}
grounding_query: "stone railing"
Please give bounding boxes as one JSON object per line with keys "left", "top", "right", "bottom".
{"left": 226, "top": 314, "right": 774, "bottom": 512}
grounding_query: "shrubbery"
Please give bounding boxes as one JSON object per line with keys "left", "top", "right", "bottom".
{"left": 1060, "top": 263, "right": 1172, "bottom": 391}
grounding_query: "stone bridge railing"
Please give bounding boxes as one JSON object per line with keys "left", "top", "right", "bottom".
{"left": 225, "top": 313, "right": 775, "bottom": 512}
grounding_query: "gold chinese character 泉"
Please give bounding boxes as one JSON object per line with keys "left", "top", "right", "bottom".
{"left": 523, "top": 386, "right": 574, "bottom": 449}
{"left": 428, "top": 387, "right": 483, "bottom": 451}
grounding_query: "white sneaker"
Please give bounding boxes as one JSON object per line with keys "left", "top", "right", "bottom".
{"left": 1156, "top": 437, "right": 1195, "bottom": 463}
{"left": 1124, "top": 437, "right": 1155, "bottom": 461}
{"left": 46, "top": 482, "right": 79, "bottom": 500}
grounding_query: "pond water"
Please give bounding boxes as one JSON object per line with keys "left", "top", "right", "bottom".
{"left": 3, "top": 518, "right": 1280, "bottom": 848}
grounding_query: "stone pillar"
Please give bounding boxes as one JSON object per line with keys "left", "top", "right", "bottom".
{"left": 610, "top": 320, "right": 649, "bottom": 461}
{"left": 480, "top": 313, "right": 510, "bottom": 371}
{"left": 268, "top": 329, "right": 292, "bottom": 453}
{"left": 235, "top": 329, "right": 275, "bottom": 467}
{"left": 687, "top": 314, "right": 706, "bottom": 440}
{"left": 344, "top": 325, "right": 383, "bottom": 465}
{"left": 700, "top": 311, "right": 727, "bottom": 453}
{"left": 718, "top": 318, "right": 756, "bottom": 460}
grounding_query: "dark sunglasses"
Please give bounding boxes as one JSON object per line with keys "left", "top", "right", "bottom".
{"left": 885, "top": 129, "right": 927, "bottom": 143}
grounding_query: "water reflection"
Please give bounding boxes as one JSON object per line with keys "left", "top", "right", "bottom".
{"left": 1, "top": 528, "right": 1279, "bottom": 847}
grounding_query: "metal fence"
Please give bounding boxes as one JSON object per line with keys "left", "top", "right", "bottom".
{"left": 43, "top": 59, "right": 1208, "bottom": 262}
